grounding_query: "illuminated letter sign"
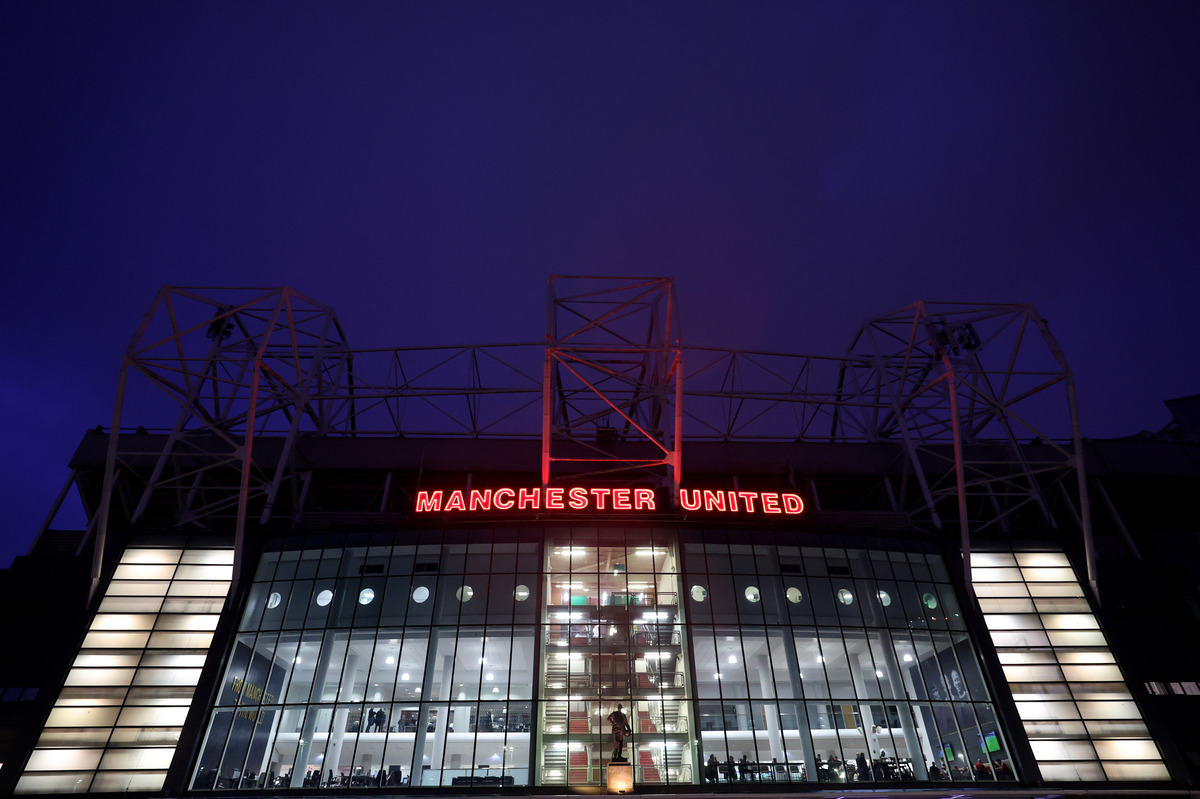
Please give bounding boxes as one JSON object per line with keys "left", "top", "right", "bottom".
{"left": 415, "top": 487, "right": 804, "bottom": 516}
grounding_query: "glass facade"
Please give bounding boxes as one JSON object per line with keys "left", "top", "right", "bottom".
{"left": 189, "top": 529, "right": 1025, "bottom": 790}
{"left": 684, "top": 539, "right": 1012, "bottom": 784}
{"left": 972, "top": 550, "right": 1169, "bottom": 781}
{"left": 15, "top": 543, "right": 233, "bottom": 795}
{"left": 190, "top": 533, "right": 540, "bottom": 790}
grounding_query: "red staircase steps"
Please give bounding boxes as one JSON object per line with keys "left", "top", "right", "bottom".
{"left": 568, "top": 712, "right": 590, "bottom": 734}
{"left": 568, "top": 751, "right": 589, "bottom": 782}
{"left": 638, "top": 750, "right": 661, "bottom": 783}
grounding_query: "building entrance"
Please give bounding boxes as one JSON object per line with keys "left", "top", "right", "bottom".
{"left": 538, "top": 540, "right": 694, "bottom": 786}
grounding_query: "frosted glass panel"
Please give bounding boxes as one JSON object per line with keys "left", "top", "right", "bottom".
{"left": 1040, "top": 761, "right": 1106, "bottom": 781}
{"left": 15, "top": 774, "right": 94, "bottom": 793}
{"left": 15, "top": 544, "right": 232, "bottom": 797}
{"left": 1093, "top": 739, "right": 1162, "bottom": 760}
{"left": 1101, "top": 762, "right": 1170, "bottom": 780}
{"left": 98, "top": 748, "right": 176, "bottom": 770}
{"left": 24, "top": 749, "right": 104, "bottom": 771}
{"left": 89, "top": 772, "right": 167, "bottom": 792}
{"left": 974, "top": 548, "right": 1168, "bottom": 784}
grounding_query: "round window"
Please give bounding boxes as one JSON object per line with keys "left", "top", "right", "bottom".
{"left": 837, "top": 588, "right": 854, "bottom": 605}
{"left": 786, "top": 587, "right": 803, "bottom": 604}
{"left": 744, "top": 586, "right": 761, "bottom": 603}
{"left": 358, "top": 588, "right": 375, "bottom": 605}
{"left": 266, "top": 592, "right": 282, "bottom": 609}
{"left": 412, "top": 586, "right": 430, "bottom": 603}
{"left": 690, "top": 585, "right": 708, "bottom": 602}
{"left": 877, "top": 590, "right": 892, "bottom": 607}
{"left": 316, "top": 589, "right": 333, "bottom": 607}
{"left": 922, "top": 592, "right": 938, "bottom": 609}
{"left": 514, "top": 584, "right": 530, "bottom": 601}
{"left": 457, "top": 585, "right": 474, "bottom": 602}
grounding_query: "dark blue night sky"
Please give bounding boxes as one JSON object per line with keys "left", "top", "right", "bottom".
{"left": 2, "top": 1, "right": 1198, "bottom": 567}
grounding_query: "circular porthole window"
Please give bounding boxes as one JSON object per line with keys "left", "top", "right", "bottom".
{"left": 877, "top": 590, "right": 892, "bottom": 607}
{"left": 690, "top": 585, "right": 708, "bottom": 602}
{"left": 266, "top": 592, "right": 282, "bottom": 609}
{"left": 358, "top": 588, "right": 375, "bottom": 605}
{"left": 514, "top": 584, "right": 530, "bottom": 601}
{"left": 457, "top": 585, "right": 474, "bottom": 602}
{"left": 744, "top": 586, "right": 761, "bottom": 603}
{"left": 316, "top": 589, "right": 333, "bottom": 607}
{"left": 786, "top": 587, "right": 803, "bottom": 604}
{"left": 837, "top": 588, "right": 854, "bottom": 605}
{"left": 412, "top": 586, "right": 430, "bottom": 603}
{"left": 922, "top": 592, "right": 938, "bottom": 609}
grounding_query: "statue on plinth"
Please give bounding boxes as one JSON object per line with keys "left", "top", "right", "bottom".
{"left": 606, "top": 703, "right": 633, "bottom": 761}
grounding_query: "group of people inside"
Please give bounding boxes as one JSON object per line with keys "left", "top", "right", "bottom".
{"left": 702, "top": 749, "right": 1015, "bottom": 783}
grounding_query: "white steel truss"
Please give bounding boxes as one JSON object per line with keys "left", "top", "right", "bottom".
{"left": 75, "top": 287, "right": 1094, "bottom": 602}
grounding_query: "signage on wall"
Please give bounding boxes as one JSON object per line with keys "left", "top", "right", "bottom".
{"left": 414, "top": 486, "right": 805, "bottom": 515}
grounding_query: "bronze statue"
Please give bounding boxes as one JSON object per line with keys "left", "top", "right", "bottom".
{"left": 606, "top": 703, "right": 633, "bottom": 760}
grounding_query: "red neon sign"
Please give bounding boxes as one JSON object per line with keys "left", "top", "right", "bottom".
{"left": 413, "top": 487, "right": 804, "bottom": 515}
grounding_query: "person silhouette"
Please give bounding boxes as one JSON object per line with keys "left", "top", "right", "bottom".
{"left": 606, "top": 704, "right": 632, "bottom": 760}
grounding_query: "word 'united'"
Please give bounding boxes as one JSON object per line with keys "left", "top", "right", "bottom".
{"left": 414, "top": 488, "right": 804, "bottom": 514}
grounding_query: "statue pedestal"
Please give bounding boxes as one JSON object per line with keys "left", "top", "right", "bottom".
{"left": 606, "top": 760, "right": 634, "bottom": 794}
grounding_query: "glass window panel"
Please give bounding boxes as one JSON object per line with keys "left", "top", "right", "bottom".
{"left": 132, "top": 668, "right": 204, "bottom": 686}
{"left": 122, "top": 549, "right": 183, "bottom": 564}
{"left": 55, "top": 686, "right": 128, "bottom": 706}
{"left": 117, "top": 706, "right": 190, "bottom": 726}
{"left": 167, "top": 580, "right": 230, "bottom": 597}
{"left": 1039, "top": 761, "right": 1105, "bottom": 780}
{"left": 987, "top": 630, "right": 1050, "bottom": 647}
{"left": 972, "top": 552, "right": 1017, "bottom": 567}
{"left": 1003, "top": 664, "right": 1065, "bottom": 682}
{"left": 1014, "top": 552, "right": 1070, "bottom": 568}
{"left": 1061, "top": 664, "right": 1123, "bottom": 682}
{"left": 1010, "top": 682, "right": 1073, "bottom": 700}
{"left": 99, "top": 596, "right": 163, "bottom": 613}
{"left": 1076, "top": 701, "right": 1144, "bottom": 720}
{"left": 1084, "top": 719, "right": 1150, "bottom": 737}
{"left": 1030, "top": 739, "right": 1098, "bottom": 760}
{"left": 163, "top": 597, "right": 225, "bottom": 614}
{"left": 1047, "top": 630, "right": 1109, "bottom": 647}
{"left": 147, "top": 631, "right": 214, "bottom": 648}
{"left": 1022, "top": 567, "right": 1078, "bottom": 582}
{"left": 16, "top": 774, "right": 97, "bottom": 792}
{"left": 1093, "top": 739, "right": 1161, "bottom": 760}
{"left": 34, "top": 729, "right": 113, "bottom": 747}
{"left": 1033, "top": 597, "right": 1091, "bottom": 613}
{"left": 154, "top": 614, "right": 220, "bottom": 631}
{"left": 73, "top": 653, "right": 142, "bottom": 668}
{"left": 65, "top": 668, "right": 138, "bottom": 687}
{"left": 113, "top": 564, "right": 178, "bottom": 581}
{"left": 973, "top": 582, "right": 1030, "bottom": 597}
{"left": 1027, "top": 582, "right": 1084, "bottom": 597}
{"left": 46, "top": 707, "right": 122, "bottom": 727}
{"left": 970, "top": 567, "right": 1023, "bottom": 582}
{"left": 98, "top": 748, "right": 176, "bottom": 770}
{"left": 1040, "top": 614, "right": 1100, "bottom": 630}
{"left": 1022, "top": 719, "right": 1087, "bottom": 737}
{"left": 983, "top": 614, "right": 1042, "bottom": 631}
{"left": 81, "top": 631, "right": 151, "bottom": 649}
{"left": 174, "top": 564, "right": 234, "bottom": 581}
{"left": 24, "top": 748, "right": 105, "bottom": 771}
{"left": 1101, "top": 762, "right": 1170, "bottom": 780}
{"left": 978, "top": 597, "right": 1035, "bottom": 613}
{"left": 90, "top": 770, "right": 167, "bottom": 791}
{"left": 1014, "top": 701, "right": 1081, "bottom": 721}
{"left": 181, "top": 549, "right": 234, "bottom": 565}
{"left": 107, "top": 580, "right": 171, "bottom": 596}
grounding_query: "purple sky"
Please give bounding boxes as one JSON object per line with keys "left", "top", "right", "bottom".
{"left": 2, "top": 1, "right": 1198, "bottom": 568}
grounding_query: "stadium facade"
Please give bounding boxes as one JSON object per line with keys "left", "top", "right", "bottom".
{"left": 2, "top": 279, "right": 1199, "bottom": 797}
